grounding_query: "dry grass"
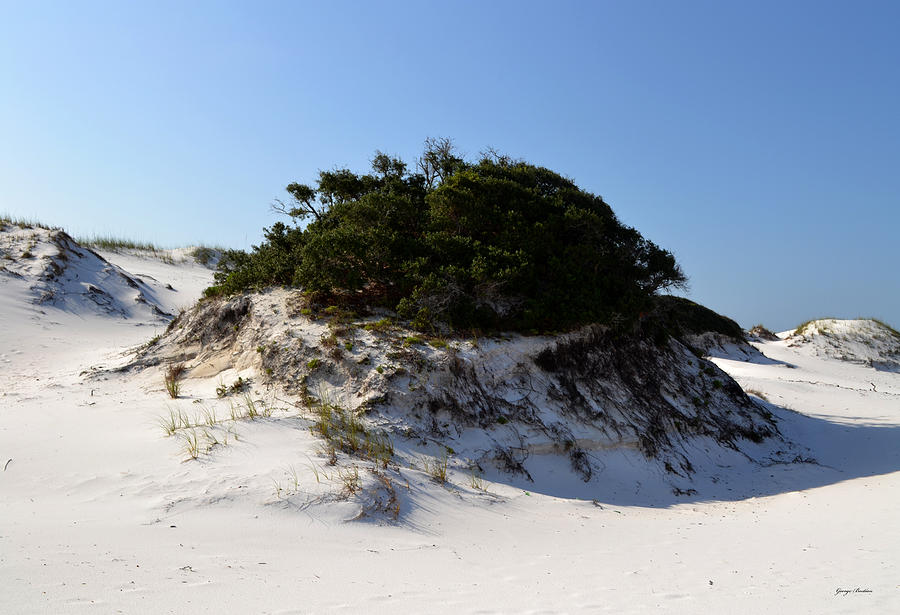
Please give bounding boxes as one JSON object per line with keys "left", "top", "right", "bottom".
{"left": 164, "top": 363, "right": 186, "bottom": 398}
{"left": 469, "top": 468, "right": 486, "bottom": 491}
{"left": 745, "top": 388, "right": 769, "bottom": 402}
{"left": 423, "top": 451, "right": 450, "bottom": 484}
{"left": 337, "top": 465, "right": 362, "bottom": 494}
{"left": 869, "top": 318, "right": 900, "bottom": 339}
{"left": 76, "top": 234, "right": 161, "bottom": 252}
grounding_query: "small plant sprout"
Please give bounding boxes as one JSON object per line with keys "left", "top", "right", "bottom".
{"left": 217, "top": 376, "right": 249, "bottom": 398}
{"left": 242, "top": 394, "right": 260, "bottom": 419}
{"left": 181, "top": 429, "right": 200, "bottom": 460}
{"left": 216, "top": 378, "right": 228, "bottom": 398}
{"left": 287, "top": 464, "right": 300, "bottom": 492}
{"left": 469, "top": 468, "right": 485, "bottom": 491}
{"left": 158, "top": 407, "right": 192, "bottom": 435}
{"left": 307, "top": 457, "right": 331, "bottom": 484}
{"left": 272, "top": 478, "right": 284, "bottom": 498}
{"left": 273, "top": 465, "right": 302, "bottom": 498}
{"left": 158, "top": 408, "right": 180, "bottom": 436}
{"left": 202, "top": 428, "right": 221, "bottom": 450}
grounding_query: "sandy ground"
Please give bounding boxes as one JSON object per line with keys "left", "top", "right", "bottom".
{"left": 1, "top": 249, "right": 898, "bottom": 614}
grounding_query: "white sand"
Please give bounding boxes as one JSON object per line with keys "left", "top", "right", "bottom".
{"left": 1, "top": 240, "right": 897, "bottom": 613}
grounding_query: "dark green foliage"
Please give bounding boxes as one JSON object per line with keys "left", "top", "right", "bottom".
{"left": 208, "top": 140, "right": 687, "bottom": 331}
{"left": 649, "top": 295, "right": 744, "bottom": 341}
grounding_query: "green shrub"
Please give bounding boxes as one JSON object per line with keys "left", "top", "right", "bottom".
{"left": 363, "top": 318, "right": 393, "bottom": 332}
{"left": 650, "top": 295, "right": 744, "bottom": 341}
{"left": 207, "top": 140, "right": 686, "bottom": 332}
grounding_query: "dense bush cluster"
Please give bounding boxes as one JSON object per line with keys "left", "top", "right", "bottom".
{"left": 208, "top": 140, "right": 686, "bottom": 331}
{"left": 650, "top": 296, "right": 745, "bottom": 341}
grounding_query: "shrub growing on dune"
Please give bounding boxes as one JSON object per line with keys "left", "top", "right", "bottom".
{"left": 207, "top": 139, "right": 686, "bottom": 332}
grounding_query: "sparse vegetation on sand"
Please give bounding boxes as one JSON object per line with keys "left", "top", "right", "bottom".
{"left": 190, "top": 245, "right": 223, "bottom": 266}
{"left": 422, "top": 451, "right": 450, "bottom": 484}
{"left": 791, "top": 317, "right": 848, "bottom": 337}
{"left": 748, "top": 324, "right": 779, "bottom": 340}
{"left": 311, "top": 400, "right": 394, "bottom": 468}
{"left": 77, "top": 234, "right": 224, "bottom": 266}
{"left": 158, "top": 395, "right": 278, "bottom": 461}
{"left": 77, "top": 234, "right": 162, "bottom": 252}
{"left": 163, "top": 363, "right": 186, "bottom": 398}
{"left": 216, "top": 376, "right": 250, "bottom": 398}
{"left": 791, "top": 316, "right": 900, "bottom": 340}
{"left": 868, "top": 318, "right": 900, "bottom": 339}
{"left": 0, "top": 214, "right": 60, "bottom": 231}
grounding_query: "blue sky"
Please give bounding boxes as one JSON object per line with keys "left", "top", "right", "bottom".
{"left": 2, "top": 1, "right": 898, "bottom": 331}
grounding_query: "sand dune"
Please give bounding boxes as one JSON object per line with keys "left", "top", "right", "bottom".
{"left": 1, "top": 226, "right": 897, "bottom": 613}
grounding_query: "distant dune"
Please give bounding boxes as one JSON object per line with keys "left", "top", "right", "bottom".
{"left": 785, "top": 317, "right": 900, "bottom": 372}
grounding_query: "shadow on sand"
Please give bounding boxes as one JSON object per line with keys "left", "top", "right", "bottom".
{"left": 703, "top": 344, "right": 797, "bottom": 368}
{"left": 436, "top": 401, "right": 900, "bottom": 509}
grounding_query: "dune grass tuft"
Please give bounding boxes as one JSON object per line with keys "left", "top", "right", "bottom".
{"left": 164, "top": 363, "right": 186, "bottom": 398}
{"left": 423, "top": 451, "right": 450, "bottom": 484}
{"left": 311, "top": 401, "right": 393, "bottom": 467}
{"left": 77, "top": 234, "right": 162, "bottom": 252}
{"left": 0, "top": 214, "right": 60, "bottom": 231}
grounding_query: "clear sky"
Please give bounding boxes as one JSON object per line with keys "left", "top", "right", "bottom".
{"left": 2, "top": 1, "right": 898, "bottom": 331}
